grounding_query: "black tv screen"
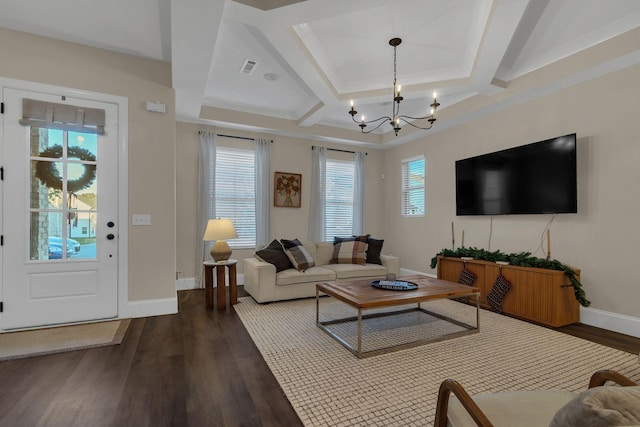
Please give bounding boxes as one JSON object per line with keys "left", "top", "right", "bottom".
{"left": 456, "top": 133, "right": 577, "bottom": 215}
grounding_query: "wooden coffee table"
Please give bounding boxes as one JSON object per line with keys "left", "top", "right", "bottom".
{"left": 316, "top": 275, "right": 480, "bottom": 357}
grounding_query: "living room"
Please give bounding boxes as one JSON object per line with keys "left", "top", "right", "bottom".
{"left": 1, "top": 0, "right": 638, "bottom": 333}
{"left": 1, "top": 0, "right": 640, "bottom": 425}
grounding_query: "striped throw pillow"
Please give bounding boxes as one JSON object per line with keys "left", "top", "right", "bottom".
{"left": 280, "top": 239, "right": 315, "bottom": 272}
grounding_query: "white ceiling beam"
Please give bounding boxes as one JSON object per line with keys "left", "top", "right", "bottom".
{"left": 471, "top": 0, "right": 532, "bottom": 94}
{"left": 225, "top": 0, "right": 395, "bottom": 127}
{"left": 171, "top": 0, "right": 226, "bottom": 120}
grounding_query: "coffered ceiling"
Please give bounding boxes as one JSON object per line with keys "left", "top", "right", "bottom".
{"left": 1, "top": 0, "right": 640, "bottom": 146}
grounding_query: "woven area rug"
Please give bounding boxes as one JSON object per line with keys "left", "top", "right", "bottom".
{"left": 234, "top": 296, "right": 640, "bottom": 426}
{"left": 0, "top": 319, "right": 130, "bottom": 361}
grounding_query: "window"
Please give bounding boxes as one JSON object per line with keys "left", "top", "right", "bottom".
{"left": 215, "top": 146, "right": 255, "bottom": 248}
{"left": 402, "top": 156, "right": 425, "bottom": 216}
{"left": 325, "top": 159, "right": 355, "bottom": 240}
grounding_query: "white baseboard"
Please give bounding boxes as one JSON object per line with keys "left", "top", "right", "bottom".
{"left": 580, "top": 307, "right": 640, "bottom": 339}
{"left": 120, "top": 297, "right": 178, "bottom": 319}
{"left": 176, "top": 274, "right": 245, "bottom": 291}
{"left": 177, "top": 277, "right": 198, "bottom": 290}
{"left": 400, "top": 269, "right": 640, "bottom": 339}
{"left": 400, "top": 268, "right": 434, "bottom": 278}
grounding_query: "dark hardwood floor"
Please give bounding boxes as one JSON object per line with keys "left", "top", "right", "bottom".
{"left": 0, "top": 287, "right": 638, "bottom": 426}
{"left": 0, "top": 288, "right": 303, "bottom": 427}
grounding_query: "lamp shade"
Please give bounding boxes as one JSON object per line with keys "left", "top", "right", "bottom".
{"left": 203, "top": 219, "right": 238, "bottom": 241}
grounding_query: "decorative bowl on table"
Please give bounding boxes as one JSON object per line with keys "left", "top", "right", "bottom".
{"left": 371, "top": 280, "right": 418, "bottom": 291}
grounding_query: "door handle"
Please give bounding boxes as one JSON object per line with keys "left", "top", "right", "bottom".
{"left": 107, "top": 234, "right": 115, "bottom": 240}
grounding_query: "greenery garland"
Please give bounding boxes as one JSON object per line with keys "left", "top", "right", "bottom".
{"left": 430, "top": 247, "right": 590, "bottom": 307}
{"left": 35, "top": 145, "right": 96, "bottom": 193}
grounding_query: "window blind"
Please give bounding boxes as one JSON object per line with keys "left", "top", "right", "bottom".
{"left": 19, "top": 98, "right": 106, "bottom": 135}
{"left": 402, "top": 156, "right": 425, "bottom": 216}
{"left": 215, "top": 147, "right": 256, "bottom": 248}
{"left": 325, "top": 159, "right": 355, "bottom": 240}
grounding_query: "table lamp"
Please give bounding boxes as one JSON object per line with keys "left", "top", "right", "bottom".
{"left": 203, "top": 218, "right": 238, "bottom": 261}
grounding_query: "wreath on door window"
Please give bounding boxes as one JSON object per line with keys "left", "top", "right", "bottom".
{"left": 34, "top": 145, "right": 97, "bottom": 193}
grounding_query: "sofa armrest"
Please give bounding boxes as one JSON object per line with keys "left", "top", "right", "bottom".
{"left": 243, "top": 257, "right": 277, "bottom": 303}
{"left": 380, "top": 254, "right": 400, "bottom": 277}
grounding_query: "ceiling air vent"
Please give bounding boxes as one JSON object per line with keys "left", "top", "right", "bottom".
{"left": 240, "top": 59, "right": 257, "bottom": 75}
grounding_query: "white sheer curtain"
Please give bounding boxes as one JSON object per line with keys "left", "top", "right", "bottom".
{"left": 195, "top": 131, "right": 216, "bottom": 288}
{"left": 352, "top": 151, "right": 366, "bottom": 235}
{"left": 254, "top": 138, "right": 271, "bottom": 249}
{"left": 308, "top": 146, "right": 326, "bottom": 241}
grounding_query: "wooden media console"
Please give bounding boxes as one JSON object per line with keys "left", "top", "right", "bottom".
{"left": 437, "top": 256, "right": 580, "bottom": 327}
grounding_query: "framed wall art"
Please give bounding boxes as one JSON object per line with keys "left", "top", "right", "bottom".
{"left": 274, "top": 172, "right": 301, "bottom": 208}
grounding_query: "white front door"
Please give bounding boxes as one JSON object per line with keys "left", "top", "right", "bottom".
{"left": 1, "top": 87, "right": 119, "bottom": 330}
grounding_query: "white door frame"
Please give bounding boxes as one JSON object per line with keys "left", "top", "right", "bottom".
{"left": 0, "top": 77, "right": 128, "bottom": 330}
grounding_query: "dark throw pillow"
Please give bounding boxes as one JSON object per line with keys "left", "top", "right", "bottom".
{"left": 487, "top": 274, "right": 512, "bottom": 313}
{"left": 255, "top": 240, "right": 292, "bottom": 272}
{"left": 365, "top": 237, "right": 384, "bottom": 265}
{"left": 280, "top": 238, "right": 315, "bottom": 272}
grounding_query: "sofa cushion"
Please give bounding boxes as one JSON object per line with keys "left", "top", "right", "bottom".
{"left": 276, "top": 266, "right": 336, "bottom": 286}
{"left": 550, "top": 386, "right": 640, "bottom": 427}
{"left": 366, "top": 237, "right": 384, "bottom": 265}
{"left": 322, "top": 263, "right": 387, "bottom": 280}
{"left": 330, "top": 235, "right": 368, "bottom": 265}
{"left": 281, "top": 238, "right": 315, "bottom": 272}
{"left": 254, "top": 240, "right": 292, "bottom": 272}
{"left": 315, "top": 242, "right": 334, "bottom": 266}
{"left": 299, "top": 241, "right": 317, "bottom": 260}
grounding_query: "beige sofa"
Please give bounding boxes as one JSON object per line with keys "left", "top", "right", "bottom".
{"left": 243, "top": 241, "right": 400, "bottom": 303}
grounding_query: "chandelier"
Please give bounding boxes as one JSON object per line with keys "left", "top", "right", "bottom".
{"left": 348, "top": 38, "right": 440, "bottom": 136}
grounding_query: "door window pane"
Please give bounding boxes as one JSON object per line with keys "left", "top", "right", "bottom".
{"left": 29, "top": 211, "right": 63, "bottom": 261}
{"left": 29, "top": 127, "right": 97, "bottom": 261}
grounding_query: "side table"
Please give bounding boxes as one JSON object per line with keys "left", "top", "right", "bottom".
{"left": 203, "top": 259, "right": 238, "bottom": 310}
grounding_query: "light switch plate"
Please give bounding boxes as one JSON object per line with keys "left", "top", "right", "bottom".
{"left": 132, "top": 214, "right": 151, "bottom": 226}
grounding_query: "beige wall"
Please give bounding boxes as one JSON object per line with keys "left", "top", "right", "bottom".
{"left": 175, "top": 122, "right": 385, "bottom": 279}
{"left": 384, "top": 63, "right": 640, "bottom": 319}
{"left": 0, "top": 28, "right": 177, "bottom": 302}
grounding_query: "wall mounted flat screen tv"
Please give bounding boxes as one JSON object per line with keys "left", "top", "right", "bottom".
{"left": 456, "top": 133, "right": 577, "bottom": 215}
